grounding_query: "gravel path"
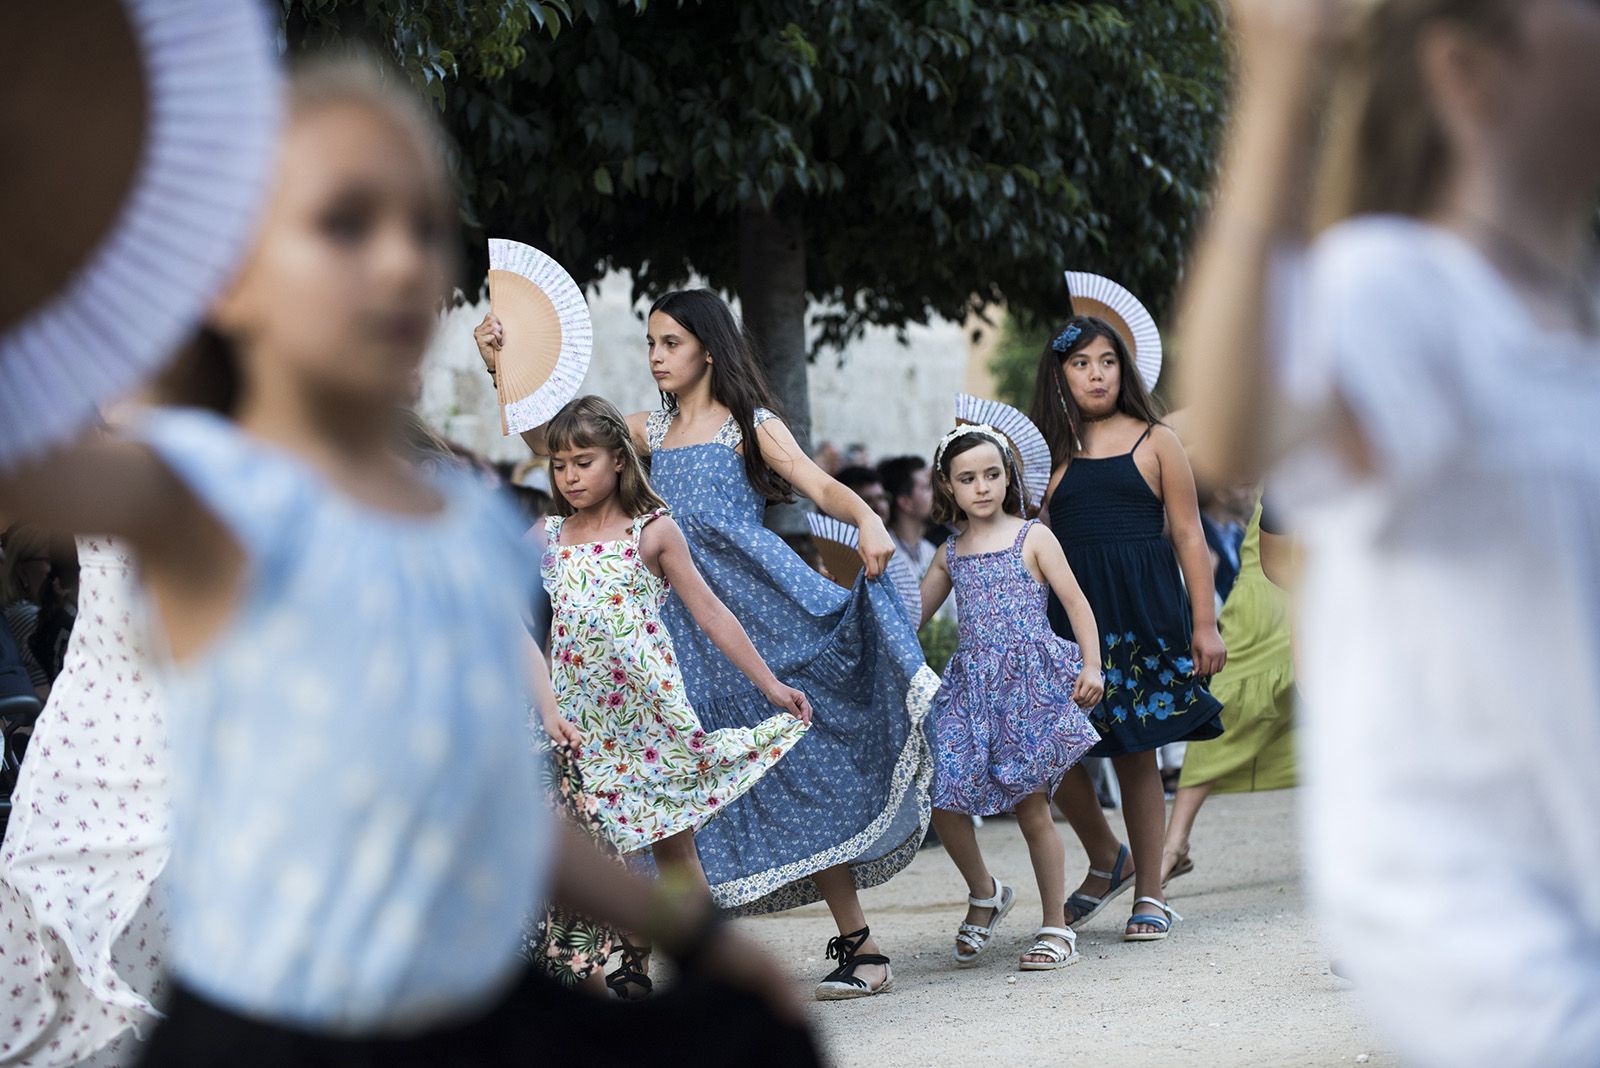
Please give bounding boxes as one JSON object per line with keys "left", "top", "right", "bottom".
{"left": 734, "top": 789, "right": 1395, "bottom": 1067}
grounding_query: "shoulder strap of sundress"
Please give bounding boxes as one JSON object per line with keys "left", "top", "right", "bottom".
{"left": 544, "top": 514, "right": 564, "bottom": 545}
{"left": 1129, "top": 423, "right": 1155, "bottom": 456}
{"left": 1012, "top": 518, "right": 1036, "bottom": 551}
{"left": 630, "top": 507, "right": 671, "bottom": 542}
{"left": 645, "top": 409, "right": 673, "bottom": 451}
{"left": 753, "top": 406, "right": 777, "bottom": 427}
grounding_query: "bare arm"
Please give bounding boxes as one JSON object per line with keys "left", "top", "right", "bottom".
{"left": 1258, "top": 530, "right": 1300, "bottom": 591}
{"left": 644, "top": 516, "right": 811, "bottom": 722}
{"left": 0, "top": 437, "right": 190, "bottom": 552}
{"left": 1025, "top": 525, "right": 1105, "bottom": 708}
{"left": 754, "top": 418, "right": 894, "bottom": 578}
{"left": 917, "top": 545, "right": 953, "bottom": 630}
{"left": 525, "top": 627, "right": 581, "bottom": 748}
{"left": 1173, "top": 1, "right": 1354, "bottom": 486}
{"left": 472, "top": 311, "right": 652, "bottom": 456}
{"left": 1153, "top": 428, "right": 1228, "bottom": 676}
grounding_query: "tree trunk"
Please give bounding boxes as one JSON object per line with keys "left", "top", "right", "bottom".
{"left": 736, "top": 203, "right": 811, "bottom": 535}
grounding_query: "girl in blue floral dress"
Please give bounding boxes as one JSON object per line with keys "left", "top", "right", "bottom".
{"left": 1029, "top": 317, "right": 1227, "bottom": 942}
{"left": 476, "top": 289, "right": 937, "bottom": 1001}
{"left": 918, "top": 427, "right": 1103, "bottom": 971}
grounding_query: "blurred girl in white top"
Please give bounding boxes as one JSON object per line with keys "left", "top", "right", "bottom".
{"left": 1177, "top": 1, "right": 1600, "bottom": 1065}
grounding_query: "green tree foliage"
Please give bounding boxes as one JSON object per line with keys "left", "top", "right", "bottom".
{"left": 282, "top": 1, "right": 1227, "bottom": 450}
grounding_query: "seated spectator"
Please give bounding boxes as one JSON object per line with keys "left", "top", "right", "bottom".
{"left": 1, "top": 524, "right": 57, "bottom": 700}
{"left": 836, "top": 466, "right": 891, "bottom": 524}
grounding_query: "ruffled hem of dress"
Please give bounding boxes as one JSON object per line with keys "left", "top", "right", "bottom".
{"left": 931, "top": 731, "right": 1097, "bottom": 817}
{"left": 707, "top": 665, "right": 938, "bottom": 917}
{"left": 584, "top": 721, "right": 811, "bottom": 855}
{"left": 0, "top": 869, "right": 164, "bottom": 1065}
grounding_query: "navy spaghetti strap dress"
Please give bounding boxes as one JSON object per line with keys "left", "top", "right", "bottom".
{"left": 1046, "top": 427, "right": 1223, "bottom": 757}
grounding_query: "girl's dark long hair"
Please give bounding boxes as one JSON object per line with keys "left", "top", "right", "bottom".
{"left": 649, "top": 289, "right": 792, "bottom": 503}
{"left": 1026, "top": 315, "right": 1166, "bottom": 469}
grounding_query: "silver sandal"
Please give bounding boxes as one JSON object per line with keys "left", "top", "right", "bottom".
{"left": 1019, "top": 925, "right": 1080, "bottom": 971}
{"left": 953, "top": 875, "right": 1015, "bottom": 965}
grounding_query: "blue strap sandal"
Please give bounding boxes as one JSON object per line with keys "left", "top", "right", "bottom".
{"left": 1123, "top": 896, "right": 1182, "bottom": 942}
{"left": 1064, "top": 843, "right": 1135, "bottom": 929}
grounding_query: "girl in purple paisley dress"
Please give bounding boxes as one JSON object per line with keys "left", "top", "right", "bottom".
{"left": 917, "top": 427, "right": 1104, "bottom": 972}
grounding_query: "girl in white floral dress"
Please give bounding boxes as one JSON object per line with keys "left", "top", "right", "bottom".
{"left": 538, "top": 397, "right": 810, "bottom": 990}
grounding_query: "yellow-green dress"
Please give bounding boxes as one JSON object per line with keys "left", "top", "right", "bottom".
{"left": 1178, "top": 501, "right": 1296, "bottom": 792}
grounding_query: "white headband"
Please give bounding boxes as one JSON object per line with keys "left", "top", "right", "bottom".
{"left": 934, "top": 423, "right": 1029, "bottom": 506}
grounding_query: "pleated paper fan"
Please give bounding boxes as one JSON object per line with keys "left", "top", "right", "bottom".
{"left": 805, "top": 514, "right": 922, "bottom": 624}
{"left": 955, "top": 393, "right": 1052, "bottom": 512}
{"left": 487, "top": 239, "right": 593, "bottom": 435}
{"left": 1063, "top": 271, "right": 1164, "bottom": 389}
{"left": 0, "top": 0, "right": 281, "bottom": 471}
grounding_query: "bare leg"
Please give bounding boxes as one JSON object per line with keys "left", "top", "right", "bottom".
{"left": 812, "top": 864, "right": 887, "bottom": 991}
{"left": 1014, "top": 793, "right": 1072, "bottom": 963}
{"left": 1111, "top": 750, "right": 1171, "bottom": 935}
{"left": 629, "top": 830, "right": 714, "bottom": 981}
{"left": 1163, "top": 782, "right": 1213, "bottom": 882}
{"left": 649, "top": 829, "right": 713, "bottom": 898}
{"left": 1052, "top": 763, "right": 1134, "bottom": 903}
{"left": 931, "top": 808, "right": 1004, "bottom": 957}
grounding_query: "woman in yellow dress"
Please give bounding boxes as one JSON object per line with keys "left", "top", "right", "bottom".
{"left": 1162, "top": 497, "right": 1295, "bottom": 882}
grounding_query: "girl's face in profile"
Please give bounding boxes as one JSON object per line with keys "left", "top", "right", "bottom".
{"left": 1062, "top": 338, "right": 1122, "bottom": 419}
{"left": 213, "top": 99, "right": 454, "bottom": 410}
{"left": 645, "top": 311, "right": 711, "bottom": 395}
{"left": 946, "top": 441, "right": 1009, "bottom": 522}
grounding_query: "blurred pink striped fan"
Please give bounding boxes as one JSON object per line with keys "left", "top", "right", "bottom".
{"left": 0, "top": 0, "right": 281, "bottom": 471}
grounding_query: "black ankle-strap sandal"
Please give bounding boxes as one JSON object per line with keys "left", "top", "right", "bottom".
{"left": 606, "top": 938, "right": 654, "bottom": 1000}
{"left": 814, "top": 926, "right": 893, "bottom": 1001}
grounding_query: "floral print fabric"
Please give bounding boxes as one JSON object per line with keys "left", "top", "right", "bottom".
{"left": 523, "top": 741, "right": 615, "bottom": 987}
{"left": 0, "top": 538, "right": 168, "bottom": 1066}
{"left": 542, "top": 509, "right": 807, "bottom": 855}
{"left": 932, "top": 521, "right": 1099, "bottom": 815}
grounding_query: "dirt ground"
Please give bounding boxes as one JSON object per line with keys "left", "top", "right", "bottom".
{"left": 734, "top": 789, "right": 1396, "bottom": 1067}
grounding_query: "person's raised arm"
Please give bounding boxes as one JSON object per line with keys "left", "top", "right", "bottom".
{"left": 0, "top": 437, "right": 203, "bottom": 564}
{"left": 472, "top": 312, "right": 654, "bottom": 457}
{"left": 643, "top": 515, "right": 811, "bottom": 724}
{"left": 1152, "top": 427, "right": 1227, "bottom": 677}
{"left": 1174, "top": 0, "right": 1353, "bottom": 486}
{"left": 917, "top": 544, "right": 953, "bottom": 631}
{"left": 1025, "top": 525, "right": 1104, "bottom": 709}
{"left": 754, "top": 417, "right": 894, "bottom": 578}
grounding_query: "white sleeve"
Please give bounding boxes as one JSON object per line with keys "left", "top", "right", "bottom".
{"left": 1273, "top": 221, "right": 1471, "bottom": 503}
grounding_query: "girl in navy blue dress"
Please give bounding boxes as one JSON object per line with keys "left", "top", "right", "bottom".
{"left": 1028, "top": 317, "right": 1227, "bottom": 941}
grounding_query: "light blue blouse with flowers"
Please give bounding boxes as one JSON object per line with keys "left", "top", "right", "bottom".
{"left": 139, "top": 408, "right": 550, "bottom": 1033}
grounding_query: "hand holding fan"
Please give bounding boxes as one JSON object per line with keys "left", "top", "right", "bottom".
{"left": 1062, "top": 271, "right": 1164, "bottom": 390}
{"left": 0, "top": 0, "right": 280, "bottom": 470}
{"left": 805, "top": 513, "right": 922, "bottom": 625}
{"left": 955, "top": 394, "right": 1053, "bottom": 512}
{"left": 486, "top": 239, "right": 593, "bottom": 435}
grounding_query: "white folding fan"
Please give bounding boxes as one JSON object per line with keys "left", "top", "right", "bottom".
{"left": 1063, "top": 270, "right": 1164, "bottom": 390}
{"left": 955, "top": 393, "right": 1052, "bottom": 512}
{"left": 806, "top": 513, "right": 922, "bottom": 625}
{"left": 487, "top": 238, "right": 593, "bottom": 435}
{"left": 0, "top": 0, "right": 281, "bottom": 470}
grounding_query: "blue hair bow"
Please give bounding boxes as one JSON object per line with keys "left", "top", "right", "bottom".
{"left": 1051, "top": 324, "right": 1083, "bottom": 354}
